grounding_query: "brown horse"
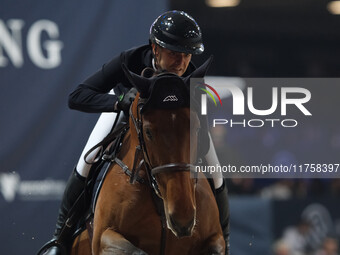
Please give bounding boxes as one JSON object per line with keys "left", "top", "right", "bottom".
{"left": 71, "top": 58, "right": 225, "bottom": 255}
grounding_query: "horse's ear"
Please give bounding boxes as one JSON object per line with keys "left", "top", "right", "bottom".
{"left": 121, "top": 63, "right": 151, "bottom": 97}
{"left": 183, "top": 55, "right": 213, "bottom": 86}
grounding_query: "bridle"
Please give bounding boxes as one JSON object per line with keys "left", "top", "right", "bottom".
{"left": 127, "top": 96, "right": 197, "bottom": 198}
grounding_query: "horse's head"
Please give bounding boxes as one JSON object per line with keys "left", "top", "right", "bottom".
{"left": 122, "top": 57, "right": 212, "bottom": 238}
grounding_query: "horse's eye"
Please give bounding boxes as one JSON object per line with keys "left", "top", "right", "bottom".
{"left": 145, "top": 129, "right": 153, "bottom": 140}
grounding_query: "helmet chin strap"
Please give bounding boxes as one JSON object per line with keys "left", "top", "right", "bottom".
{"left": 152, "top": 44, "right": 161, "bottom": 72}
{"left": 152, "top": 58, "right": 157, "bottom": 71}
{"left": 152, "top": 54, "right": 166, "bottom": 74}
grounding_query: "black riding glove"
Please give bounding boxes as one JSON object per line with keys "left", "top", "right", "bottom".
{"left": 116, "top": 88, "right": 137, "bottom": 114}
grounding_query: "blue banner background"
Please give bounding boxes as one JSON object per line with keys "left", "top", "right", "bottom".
{"left": 0, "top": 1, "right": 166, "bottom": 253}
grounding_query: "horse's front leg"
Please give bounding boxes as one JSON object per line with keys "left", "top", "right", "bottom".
{"left": 200, "top": 234, "right": 225, "bottom": 255}
{"left": 98, "top": 229, "right": 147, "bottom": 255}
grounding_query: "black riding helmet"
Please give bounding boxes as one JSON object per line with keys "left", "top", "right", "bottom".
{"left": 150, "top": 10, "right": 204, "bottom": 55}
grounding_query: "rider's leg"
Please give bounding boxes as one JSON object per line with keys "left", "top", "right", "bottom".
{"left": 76, "top": 111, "right": 118, "bottom": 178}
{"left": 205, "top": 132, "right": 230, "bottom": 255}
{"left": 41, "top": 95, "right": 117, "bottom": 255}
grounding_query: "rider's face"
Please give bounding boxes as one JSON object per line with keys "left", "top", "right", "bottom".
{"left": 152, "top": 44, "right": 192, "bottom": 77}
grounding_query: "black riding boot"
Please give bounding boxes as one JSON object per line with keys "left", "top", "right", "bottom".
{"left": 39, "top": 168, "right": 87, "bottom": 255}
{"left": 215, "top": 180, "right": 230, "bottom": 255}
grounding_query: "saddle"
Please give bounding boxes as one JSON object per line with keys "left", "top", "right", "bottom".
{"left": 85, "top": 112, "right": 130, "bottom": 206}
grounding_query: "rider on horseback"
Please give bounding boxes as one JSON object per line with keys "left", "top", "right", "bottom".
{"left": 40, "top": 10, "right": 230, "bottom": 255}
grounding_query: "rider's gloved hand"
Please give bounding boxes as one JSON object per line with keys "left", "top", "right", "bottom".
{"left": 116, "top": 88, "right": 137, "bottom": 114}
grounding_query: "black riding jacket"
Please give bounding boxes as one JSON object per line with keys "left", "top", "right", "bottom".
{"left": 68, "top": 44, "right": 196, "bottom": 113}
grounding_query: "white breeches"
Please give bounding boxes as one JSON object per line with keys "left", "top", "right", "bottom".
{"left": 76, "top": 111, "right": 117, "bottom": 177}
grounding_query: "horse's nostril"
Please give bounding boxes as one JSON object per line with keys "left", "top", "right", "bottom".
{"left": 169, "top": 215, "right": 176, "bottom": 226}
{"left": 187, "top": 217, "right": 195, "bottom": 230}
{"left": 169, "top": 215, "right": 195, "bottom": 237}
